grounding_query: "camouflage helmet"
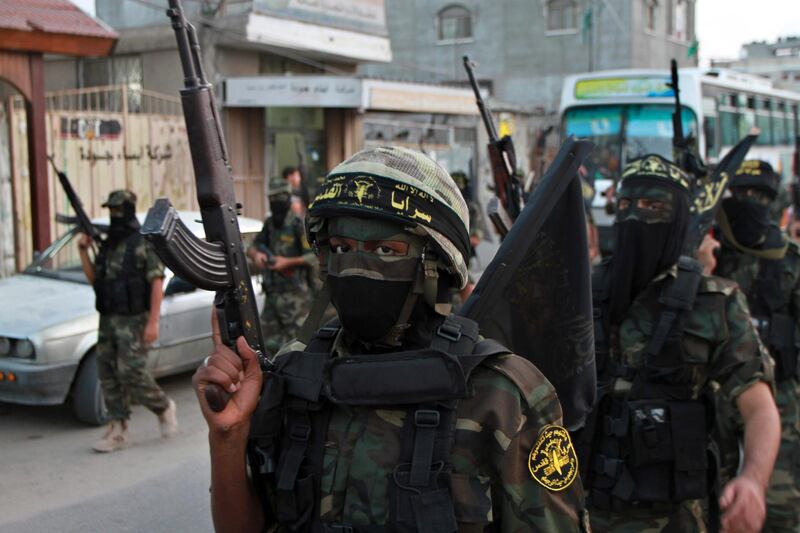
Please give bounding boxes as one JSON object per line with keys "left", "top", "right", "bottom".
{"left": 102, "top": 189, "right": 137, "bottom": 208}
{"left": 731, "top": 159, "right": 780, "bottom": 199}
{"left": 619, "top": 154, "right": 691, "bottom": 197}
{"left": 307, "top": 146, "right": 471, "bottom": 288}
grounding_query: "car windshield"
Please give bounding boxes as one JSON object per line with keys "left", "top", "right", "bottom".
{"left": 23, "top": 229, "right": 90, "bottom": 284}
{"left": 563, "top": 104, "right": 698, "bottom": 181}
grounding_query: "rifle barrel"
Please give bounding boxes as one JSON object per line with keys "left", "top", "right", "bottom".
{"left": 167, "top": 0, "right": 200, "bottom": 88}
{"left": 462, "top": 56, "right": 499, "bottom": 142}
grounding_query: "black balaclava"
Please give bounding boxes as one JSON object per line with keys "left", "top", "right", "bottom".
{"left": 720, "top": 160, "right": 781, "bottom": 249}
{"left": 106, "top": 201, "right": 140, "bottom": 248}
{"left": 721, "top": 194, "right": 771, "bottom": 248}
{"left": 608, "top": 155, "right": 691, "bottom": 324}
{"left": 269, "top": 194, "right": 291, "bottom": 229}
{"left": 326, "top": 216, "right": 426, "bottom": 345}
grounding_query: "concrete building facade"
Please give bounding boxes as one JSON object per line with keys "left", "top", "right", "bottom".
{"left": 359, "top": 0, "right": 698, "bottom": 112}
{"left": 46, "top": 0, "right": 497, "bottom": 221}
{"left": 712, "top": 36, "right": 800, "bottom": 94}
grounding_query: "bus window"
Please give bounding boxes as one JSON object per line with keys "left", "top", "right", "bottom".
{"left": 704, "top": 116, "right": 718, "bottom": 159}
{"left": 755, "top": 99, "right": 773, "bottom": 145}
{"left": 563, "top": 104, "right": 698, "bottom": 178}
{"left": 624, "top": 104, "right": 697, "bottom": 160}
{"left": 563, "top": 106, "right": 623, "bottom": 181}
{"left": 740, "top": 107, "right": 755, "bottom": 138}
{"left": 774, "top": 108, "right": 787, "bottom": 145}
{"left": 720, "top": 110, "right": 740, "bottom": 146}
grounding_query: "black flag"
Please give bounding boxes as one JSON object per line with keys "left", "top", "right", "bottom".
{"left": 460, "top": 137, "right": 595, "bottom": 430}
{"left": 684, "top": 132, "right": 758, "bottom": 254}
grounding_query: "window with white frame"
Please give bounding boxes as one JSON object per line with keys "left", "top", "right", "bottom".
{"left": 437, "top": 5, "right": 473, "bottom": 42}
{"left": 546, "top": 0, "right": 577, "bottom": 32}
{"left": 667, "top": 0, "right": 688, "bottom": 40}
{"left": 644, "top": 0, "right": 657, "bottom": 31}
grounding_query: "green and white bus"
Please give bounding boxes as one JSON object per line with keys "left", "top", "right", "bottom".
{"left": 560, "top": 68, "right": 800, "bottom": 247}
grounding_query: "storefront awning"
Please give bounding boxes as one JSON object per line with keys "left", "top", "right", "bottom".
{"left": 223, "top": 76, "right": 479, "bottom": 116}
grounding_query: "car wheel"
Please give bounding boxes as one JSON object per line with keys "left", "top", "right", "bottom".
{"left": 72, "top": 351, "right": 108, "bottom": 426}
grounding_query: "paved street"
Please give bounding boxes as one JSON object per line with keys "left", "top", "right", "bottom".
{"left": 0, "top": 373, "right": 215, "bottom": 533}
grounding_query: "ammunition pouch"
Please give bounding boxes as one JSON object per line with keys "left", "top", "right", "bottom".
{"left": 589, "top": 398, "right": 708, "bottom": 509}
{"left": 94, "top": 277, "right": 150, "bottom": 315}
{"left": 94, "top": 234, "right": 150, "bottom": 316}
{"left": 587, "top": 257, "right": 709, "bottom": 510}
{"left": 247, "top": 316, "right": 509, "bottom": 532}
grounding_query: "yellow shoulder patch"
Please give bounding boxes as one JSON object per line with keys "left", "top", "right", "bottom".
{"left": 528, "top": 425, "right": 578, "bottom": 491}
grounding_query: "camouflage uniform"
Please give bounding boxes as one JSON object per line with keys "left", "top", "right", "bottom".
{"left": 267, "top": 338, "right": 588, "bottom": 531}
{"left": 585, "top": 156, "right": 769, "bottom": 532}
{"left": 95, "top": 233, "right": 168, "bottom": 421}
{"left": 588, "top": 269, "right": 768, "bottom": 532}
{"left": 247, "top": 147, "right": 589, "bottom": 531}
{"left": 716, "top": 238, "right": 800, "bottom": 532}
{"left": 251, "top": 212, "right": 316, "bottom": 354}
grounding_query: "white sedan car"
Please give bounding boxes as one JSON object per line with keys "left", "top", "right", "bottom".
{"left": 0, "top": 212, "right": 264, "bottom": 425}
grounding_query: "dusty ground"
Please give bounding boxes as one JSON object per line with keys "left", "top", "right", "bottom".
{"left": 0, "top": 373, "right": 215, "bottom": 532}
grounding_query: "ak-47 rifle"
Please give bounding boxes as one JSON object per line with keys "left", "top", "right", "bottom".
{"left": 141, "top": 0, "right": 267, "bottom": 412}
{"left": 463, "top": 55, "right": 523, "bottom": 237}
{"left": 666, "top": 59, "right": 706, "bottom": 177}
{"left": 48, "top": 156, "right": 102, "bottom": 244}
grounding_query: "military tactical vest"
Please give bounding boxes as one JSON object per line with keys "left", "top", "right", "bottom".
{"left": 579, "top": 257, "right": 714, "bottom": 511}
{"left": 717, "top": 241, "right": 798, "bottom": 381}
{"left": 247, "top": 315, "right": 509, "bottom": 532}
{"left": 94, "top": 233, "right": 151, "bottom": 316}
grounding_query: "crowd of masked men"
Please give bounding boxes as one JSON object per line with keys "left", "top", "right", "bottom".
{"left": 190, "top": 149, "right": 798, "bottom": 533}
{"left": 84, "top": 151, "right": 799, "bottom": 533}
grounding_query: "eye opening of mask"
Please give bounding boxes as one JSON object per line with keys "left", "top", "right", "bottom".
{"left": 328, "top": 236, "right": 411, "bottom": 257}
{"left": 730, "top": 186, "right": 773, "bottom": 206}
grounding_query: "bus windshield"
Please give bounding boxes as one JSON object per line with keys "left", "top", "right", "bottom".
{"left": 563, "top": 104, "right": 698, "bottom": 181}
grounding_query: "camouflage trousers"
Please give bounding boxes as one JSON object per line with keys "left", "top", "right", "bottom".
{"left": 96, "top": 313, "right": 168, "bottom": 421}
{"left": 589, "top": 500, "right": 706, "bottom": 532}
{"left": 765, "top": 378, "right": 800, "bottom": 532}
{"left": 260, "top": 283, "right": 311, "bottom": 354}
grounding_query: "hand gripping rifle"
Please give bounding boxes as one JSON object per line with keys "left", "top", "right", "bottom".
{"left": 141, "top": 0, "right": 267, "bottom": 412}
{"left": 666, "top": 59, "right": 706, "bottom": 177}
{"left": 463, "top": 56, "right": 523, "bottom": 237}
{"left": 48, "top": 156, "right": 102, "bottom": 244}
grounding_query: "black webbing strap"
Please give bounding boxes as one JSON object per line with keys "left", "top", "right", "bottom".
{"left": 409, "top": 408, "right": 440, "bottom": 487}
{"left": 645, "top": 257, "right": 702, "bottom": 358}
{"left": 430, "top": 315, "right": 479, "bottom": 353}
{"left": 298, "top": 281, "right": 333, "bottom": 345}
{"left": 756, "top": 257, "right": 784, "bottom": 313}
{"left": 277, "top": 402, "right": 312, "bottom": 492}
{"left": 592, "top": 264, "right": 611, "bottom": 375}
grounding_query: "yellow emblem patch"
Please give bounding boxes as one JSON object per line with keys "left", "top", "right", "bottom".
{"left": 528, "top": 425, "right": 578, "bottom": 491}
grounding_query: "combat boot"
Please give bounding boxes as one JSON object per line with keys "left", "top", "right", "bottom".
{"left": 92, "top": 420, "right": 129, "bottom": 453}
{"left": 158, "top": 398, "right": 178, "bottom": 438}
